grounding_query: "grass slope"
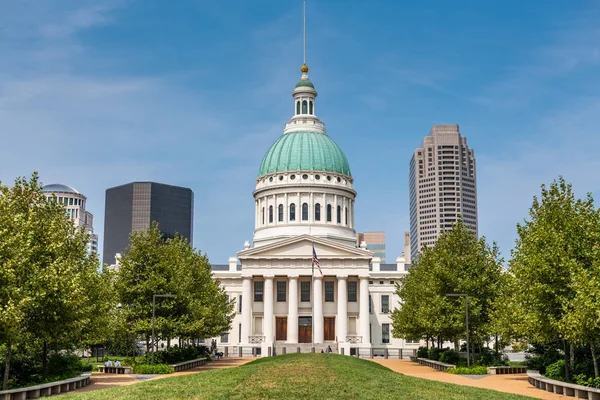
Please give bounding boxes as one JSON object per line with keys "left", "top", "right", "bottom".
{"left": 65, "top": 354, "right": 534, "bottom": 400}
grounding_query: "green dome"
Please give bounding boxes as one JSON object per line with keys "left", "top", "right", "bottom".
{"left": 259, "top": 131, "right": 351, "bottom": 177}
{"left": 295, "top": 80, "right": 314, "bottom": 88}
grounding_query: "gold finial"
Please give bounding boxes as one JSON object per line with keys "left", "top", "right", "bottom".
{"left": 301, "top": 64, "right": 309, "bottom": 73}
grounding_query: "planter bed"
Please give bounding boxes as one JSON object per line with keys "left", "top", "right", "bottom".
{"left": 0, "top": 373, "right": 91, "bottom": 400}
{"left": 416, "top": 358, "right": 456, "bottom": 372}
{"left": 527, "top": 370, "right": 600, "bottom": 399}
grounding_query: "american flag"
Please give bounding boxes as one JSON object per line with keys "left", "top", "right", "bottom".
{"left": 312, "top": 246, "right": 323, "bottom": 276}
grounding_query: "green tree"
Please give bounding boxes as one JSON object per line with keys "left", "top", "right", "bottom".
{"left": 392, "top": 219, "right": 503, "bottom": 359}
{"left": 0, "top": 173, "right": 103, "bottom": 388}
{"left": 508, "top": 176, "right": 600, "bottom": 379}
{"left": 114, "top": 224, "right": 233, "bottom": 355}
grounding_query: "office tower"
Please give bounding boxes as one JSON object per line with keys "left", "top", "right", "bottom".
{"left": 103, "top": 182, "right": 194, "bottom": 266}
{"left": 409, "top": 124, "right": 477, "bottom": 258}
{"left": 356, "top": 231, "right": 386, "bottom": 262}
{"left": 42, "top": 184, "right": 99, "bottom": 255}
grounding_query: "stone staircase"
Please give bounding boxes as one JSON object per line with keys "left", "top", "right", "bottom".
{"left": 273, "top": 342, "right": 338, "bottom": 355}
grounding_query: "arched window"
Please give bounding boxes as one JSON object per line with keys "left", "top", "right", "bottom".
{"left": 290, "top": 203, "right": 296, "bottom": 221}
{"left": 309, "top": 101, "right": 313, "bottom": 114}
{"left": 327, "top": 204, "right": 332, "bottom": 222}
{"left": 296, "top": 101, "right": 300, "bottom": 115}
{"left": 345, "top": 207, "right": 348, "bottom": 225}
{"left": 269, "top": 206, "right": 273, "bottom": 223}
{"left": 261, "top": 207, "right": 265, "bottom": 225}
{"left": 302, "top": 100, "right": 308, "bottom": 114}
{"left": 315, "top": 203, "right": 321, "bottom": 221}
{"left": 278, "top": 204, "right": 284, "bottom": 222}
{"left": 302, "top": 203, "right": 309, "bottom": 221}
{"left": 337, "top": 206, "right": 341, "bottom": 223}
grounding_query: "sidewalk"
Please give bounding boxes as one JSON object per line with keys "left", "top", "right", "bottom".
{"left": 67, "top": 357, "right": 251, "bottom": 395}
{"left": 373, "top": 360, "right": 567, "bottom": 400}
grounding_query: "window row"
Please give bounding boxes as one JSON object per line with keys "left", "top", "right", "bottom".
{"left": 261, "top": 203, "right": 349, "bottom": 225}
{"left": 46, "top": 196, "right": 84, "bottom": 207}
{"left": 253, "top": 280, "right": 358, "bottom": 302}
{"left": 295, "top": 99, "right": 314, "bottom": 115}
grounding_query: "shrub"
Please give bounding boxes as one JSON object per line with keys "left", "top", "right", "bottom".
{"left": 132, "top": 364, "right": 174, "bottom": 374}
{"left": 544, "top": 360, "right": 565, "bottom": 381}
{"left": 446, "top": 366, "right": 488, "bottom": 375}
{"left": 416, "top": 346, "right": 428, "bottom": 358}
{"left": 524, "top": 343, "right": 561, "bottom": 374}
{"left": 81, "top": 363, "right": 93, "bottom": 372}
{"left": 427, "top": 347, "right": 442, "bottom": 361}
{"left": 573, "top": 374, "right": 600, "bottom": 388}
{"left": 439, "top": 349, "right": 460, "bottom": 365}
{"left": 474, "top": 348, "right": 508, "bottom": 367}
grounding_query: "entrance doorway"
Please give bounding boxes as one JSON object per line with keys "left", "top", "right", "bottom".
{"left": 298, "top": 316, "right": 312, "bottom": 343}
{"left": 276, "top": 317, "right": 287, "bottom": 341}
{"left": 324, "top": 317, "right": 335, "bottom": 341}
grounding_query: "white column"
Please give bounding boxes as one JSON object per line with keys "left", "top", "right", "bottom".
{"left": 264, "top": 276, "right": 274, "bottom": 345}
{"left": 337, "top": 276, "right": 348, "bottom": 343}
{"left": 313, "top": 276, "right": 324, "bottom": 343}
{"left": 359, "top": 277, "right": 370, "bottom": 345}
{"left": 287, "top": 276, "right": 299, "bottom": 343}
{"left": 241, "top": 277, "right": 252, "bottom": 344}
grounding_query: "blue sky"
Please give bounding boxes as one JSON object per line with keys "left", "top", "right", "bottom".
{"left": 1, "top": 0, "right": 600, "bottom": 264}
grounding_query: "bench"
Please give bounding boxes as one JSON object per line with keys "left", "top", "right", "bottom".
{"left": 170, "top": 357, "right": 207, "bottom": 373}
{"left": 527, "top": 370, "right": 600, "bottom": 400}
{"left": 416, "top": 358, "right": 456, "bottom": 372}
{"left": 0, "top": 373, "right": 91, "bottom": 400}
{"left": 98, "top": 366, "right": 132, "bottom": 374}
{"left": 488, "top": 366, "right": 527, "bottom": 375}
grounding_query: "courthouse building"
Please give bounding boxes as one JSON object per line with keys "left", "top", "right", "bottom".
{"left": 212, "top": 63, "right": 413, "bottom": 355}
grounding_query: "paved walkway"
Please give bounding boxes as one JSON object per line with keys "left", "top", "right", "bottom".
{"left": 68, "top": 357, "right": 251, "bottom": 394}
{"left": 374, "top": 360, "right": 567, "bottom": 400}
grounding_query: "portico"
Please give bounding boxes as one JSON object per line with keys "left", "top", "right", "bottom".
{"left": 237, "top": 235, "right": 373, "bottom": 353}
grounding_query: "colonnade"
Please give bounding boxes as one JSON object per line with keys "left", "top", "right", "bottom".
{"left": 240, "top": 275, "right": 370, "bottom": 345}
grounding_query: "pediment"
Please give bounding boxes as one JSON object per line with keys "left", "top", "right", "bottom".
{"left": 237, "top": 234, "right": 373, "bottom": 260}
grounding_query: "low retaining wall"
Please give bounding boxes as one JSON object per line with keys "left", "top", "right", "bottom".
{"left": 527, "top": 370, "right": 600, "bottom": 400}
{"left": 416, "top": 358, "right": 456, "bottom": 372}
{"left": 170, "top": 357, "right": 207, "bottom": 372}
{"left": 0, "top": 373, "right": 91, "bottom": 400}
{"left": 488, "top": 366, "right": 527, "bottom": 375}
{"left": 99, "top": 366, "right": 132, "bottom": 374}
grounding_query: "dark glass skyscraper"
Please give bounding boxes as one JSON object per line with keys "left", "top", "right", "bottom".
{"left": 103, "top": 182, "right": 194, "bottom": 266}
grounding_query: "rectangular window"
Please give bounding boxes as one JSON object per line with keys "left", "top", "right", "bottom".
{"left": 301, "top": 281, "right": 310, "bottom": 302}
{"left": 382, "top": 324, "right": 390, "bottom": 344}
{"left": 238, "top": 295, "right": 242, "bottom": 313}
{"left": 277, "top": 281, "right": 286, "bottom": 302}
{"left": 347, "top": 281, "right": 357, "bottom": 302}
{"left": 381, "top": 295, "right": 390, "bottom": 313}
{"left": 238, "top": 323, "right": 242, "bottom": 343}
{"left": 369, "top": 295, "right": 372, "bottom": 313}
{"left": 254, "top": 316, "right": 263, "bottom": 335}
{"left": 221, "top": 332, "right": 229, "bottom": 343}
{"left": 69, "top": 198, "right": 73, "bottom": 205}
{"left": 325, "top": 281, "right": 334, "bottom": 302}
{"left": 254, "top": 281, "right": 264, "bottom": 302}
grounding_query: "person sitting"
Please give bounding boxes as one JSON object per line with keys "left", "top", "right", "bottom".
{"left": 320, "top": 349, "right": 324, "bottom": 353}
{"left": 216, "top": 351, "right": 223, "bottom": 360}
{"left": 115, "top": 360, "right": 121, "bottom": 367}
{"left": 327, "top": 345, "right": 332, "bottom": 353}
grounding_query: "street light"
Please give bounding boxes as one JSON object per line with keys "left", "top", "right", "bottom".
{"left": 446, "top": 293, "right": 470, "bottom": 367}
{"left": 152, "top": 294, "right": 175, "bottom": 365}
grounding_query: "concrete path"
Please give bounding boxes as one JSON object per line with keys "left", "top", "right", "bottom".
{"left": 374, "top": 360, "right": 567, "bottom": 400}
{"left": 67, "top": 357, "right": 251, "bottom": 395}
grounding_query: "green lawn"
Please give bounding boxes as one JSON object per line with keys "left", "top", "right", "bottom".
{"left": 65, "top": 354, "right": 535, "bottom": 400}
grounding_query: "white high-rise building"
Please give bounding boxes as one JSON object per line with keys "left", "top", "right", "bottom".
{"left": 409, "top": 124, "right": 477, "bottom": 258}
{"left": 42, "top": 184, "right": 99, "bottom": 256}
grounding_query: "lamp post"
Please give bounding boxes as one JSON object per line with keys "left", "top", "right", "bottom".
{"left": 152, "top": 294, "right": 175, "bottom": 365}
{"left": 446, "top": 293, "right": 470, "bottom": 367}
